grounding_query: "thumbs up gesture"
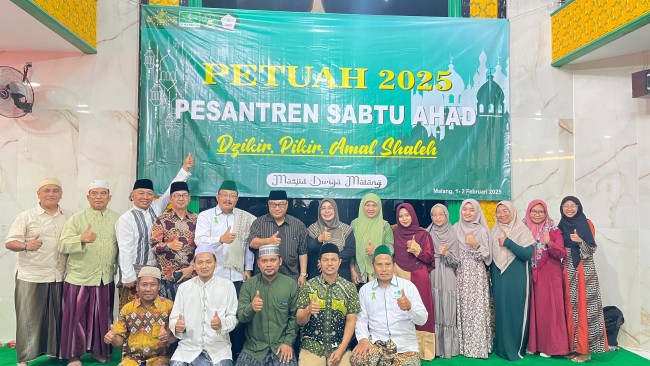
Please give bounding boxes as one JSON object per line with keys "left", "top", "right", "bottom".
{"left": 498, "top": 230, "right": 507, "bottom": 246}
{"left": 103, "top": 324, "right": 116, "bottom": 344}
{"left": 81, "top": 224, "right": 96, "bottom": 244}
{"left": 252, "top": 290, "right": 264, "bottom": 312}
{"left": 465, "top": 234, "right": 479, "bottom": 249}
{"left": 309, "top": 293, "right": 321, "bottom": 315}
{"left": 220, "top": 226, "right": 237, "bottom": 244}
{"left": 26, "top": 234, "right": 43, "bottom": 251}
{"left": 319, "top": 228, "right": 331, "bottom": 243}
{"left": 268, "top": 231, "right": 281, "bottom": 245}
{"left": 182, "top": 152, "right": 195, "bottom": 171}
{"left": 570, "top": 229, "right": 582, "bottom": 243}
{"left": 406, "top": 235, "right": 421, "bottom": 256}
{"left": 157, "top": 322, "right": 170, "bottom": 346}
{"left": 365, "top": 241, "right": 376, "bottom": 256}
{"left": 541, "top": 231, "right": 551, "bottom": 245}
{"left": 167, "top": 235, "right": 183, "bottom": 252}
{"left": 210, "top": 311, "right": 222, "bottom": 331}
{"left": 438, "top": 243, "right": 448, "bottom": 256}
{"left": 175, "top": 313, "right": 186, "bottom": 334}
{"left": 397, "top": 289, "right": 411, "bottom": 311}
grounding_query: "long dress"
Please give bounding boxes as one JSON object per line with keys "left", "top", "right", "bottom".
{"left": 563, "top": 236, "right": 608, "bottom": 354}
{"left": 491, "top": 238, "right": 534, "bottom": 360}
{"left": 392, "top": 203, "right": 435, "bottom": 361}
{"left": 456, "top": 248, "right": 492, "bottom": 358}
{"left": 528, "top": 228, "right": 570, "bottom": 355}
{"left": 430, "top": 248, "right": 460, "bottom": 359}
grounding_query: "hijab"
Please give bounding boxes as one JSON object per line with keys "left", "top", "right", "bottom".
{"left": 307, "top": 198, "right": 352, "bottom": 251}
{"left": 490, "top": 201, "right": 534, "bottom": 272}
{"left": 523, "top": 199, "right": 557, "bottom": 268}
{"left": 352, "top": 193, "right": 386, "bottom": 249}
{"left": 557, "top": 196, "right": 596, "bottom": 268}
{"left": 393, "top": 203, "right": 431, "bottom": 272}
{"left": 454, "top": 199, "right": 490, "bottom": 252}
{"left": 426, "top": 204, "right": 461, "bottom": 258}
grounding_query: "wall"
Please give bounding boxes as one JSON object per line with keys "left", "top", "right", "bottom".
{"left": 508, "top": 0, "right": 650, "bottom": 350}
{"left": 1, "top": 0, "right": 649, "bottom": 351}
{"left": 0, "top": 0, "right": 139, "bottom": 341}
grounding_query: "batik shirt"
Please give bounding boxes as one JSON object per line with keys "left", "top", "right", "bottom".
{"left": 150, "top": 209, "right": 197, "bottom": 281}
{"left": 297, "top": 275, "right": 361, "bottom": 356}
{"left": 113, "top": 296, "right": 174, "bottom": 366}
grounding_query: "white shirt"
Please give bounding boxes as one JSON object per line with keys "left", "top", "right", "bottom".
{"left": 5, "top": 205, "right": 72, "bottom": 282}
{"left": 169, "top": 275, "right": 238, "bottom": 363}
{"left": 195, "top": 206, "right": 254, "bottom": 282}
{"left": 355, "top": 275, "right": 427, "bottom": 353}
{"left": 116, "top": 168, "right": 190, "bottom": 284}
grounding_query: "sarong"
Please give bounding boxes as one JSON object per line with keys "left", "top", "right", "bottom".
{"left": 14, "top": 278, "right": 63, "bottom": 362}
{"left": 60, "top": 281, "right": 114, "bottom": 359}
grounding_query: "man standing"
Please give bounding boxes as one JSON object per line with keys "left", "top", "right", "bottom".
{"left": 296, "top": 243, "right": 360, "bottom": 366}
{"left": 169, "top": 245, "right": 239, "bottom": 366}
{"left": 5, "top": 178, "right": 71, "bottom": 366}
{"left": 236, "top": 245, "right": 299, "bottom": 366}
{"left": 195, "top": 180, "right": 255, "bottom": 359}
{"left": 351, "top": 245, "right": 427, "bottom": 366}
{"left": 103, "top": 266, "right": 175, "bottom": 366}
{"left": 248, "top": 190, "right": 308, "bottom": 287}
{"left": 116, "top": 154, "right": 194, "bottom": 308}
{"left": 150, "top": 181, "right": 197, "bottom": 300}
{"left": 58, "top": 180, "right": 120, "bottom": 365}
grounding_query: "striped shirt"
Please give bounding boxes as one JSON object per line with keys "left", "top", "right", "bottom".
{"left": 247, "top": 214, "right": 307, "bottom": 279}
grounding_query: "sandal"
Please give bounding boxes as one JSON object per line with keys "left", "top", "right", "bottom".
{"left": 571, "top": 354, "right": 591, "bottom": 363}
{"left": 67, "top": 358, "right": 82, "bottom": 366}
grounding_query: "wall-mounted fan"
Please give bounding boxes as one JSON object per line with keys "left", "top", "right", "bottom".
{"left": 0, "top": 63, "right": 34, "bottom": 118}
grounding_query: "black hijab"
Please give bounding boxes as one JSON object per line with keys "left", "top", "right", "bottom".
{"left": 557, "top": 196, "right": 596, "bottom": 267}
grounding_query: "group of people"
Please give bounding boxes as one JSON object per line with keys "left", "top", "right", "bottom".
{"left": 5, "top": 153, "right": 609, "bottom": 366}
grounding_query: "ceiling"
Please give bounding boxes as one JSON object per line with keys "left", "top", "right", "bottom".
{"left": 0, "top": 1, "right": 81, "bottom": 53}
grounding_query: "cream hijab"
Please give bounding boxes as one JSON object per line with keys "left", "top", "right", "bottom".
{"left": 490, "top": 201, "right": 534, "bottom": 272}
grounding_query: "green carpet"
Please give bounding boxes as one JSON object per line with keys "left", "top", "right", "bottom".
{"left": 0, "top": 347, "right": 648, "bottom": 366}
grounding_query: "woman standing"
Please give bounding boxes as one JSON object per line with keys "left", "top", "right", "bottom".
{"left": 524, "top": 199, "right": 570, "bottom": 357}
{"left": 426, "top": 204, "right": 460, "bottom": 359}
{"left": 454, "top": 199, "right": 492, "bottom": 359}
{"left": 393, "top": 203, "right": 435, "bottom": 361}
{"left": 306, "top": 198, "right": 356, "bottom": 281}
{"left": 558, "top": 196, "right": 608, "bottom": 362}
{"left": 350, "top": 193, "right": 393, "bottom": 285}
{"left": 490, "top": 201, "right": 534, "bottom": 361}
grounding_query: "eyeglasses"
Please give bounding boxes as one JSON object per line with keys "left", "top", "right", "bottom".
{"left": 218, "top": 193, "right": 238, "bottom": 199}
{"left": 172, "top": 193, "right": 189, "bottom": 199}
{"left": 320, "top": 206, "right": 334, "bottom": 211}
{"left": 269, "top": 202, "right": 288, "bottom": 208}
{"left": 530, "top": 210, "right": 545, "bottom": 215}
{"left": 562, "top": 204, "right": 579, "bottom": 209}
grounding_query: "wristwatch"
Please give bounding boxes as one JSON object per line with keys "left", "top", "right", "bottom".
{"left": 300, "top": 272, "right": 308, "bottom": 278}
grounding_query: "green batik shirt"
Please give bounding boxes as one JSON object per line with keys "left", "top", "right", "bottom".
{"left": 297, "top": 275, "right": 361, "bottom": 356}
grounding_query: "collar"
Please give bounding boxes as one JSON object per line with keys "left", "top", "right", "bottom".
{"left": 317, "top": 274, "right": 341, "bottom": 286}
{"left": 195, "top": 275, "right": 216, "bottom": 287}
{"left": 36, "top": 204, "right": 62, "bottom": 216}
{"left": 371, "top": 275, "right": 399, "bottom": 289}
{"left": 263, "top": 213, "right": 291, "bottom": 224}
{"left": 134, "top": 295, "right": 163, "bottom": 309}
{"left": 132, "top": 205, "right": 150, "bottom": 213}
{"left": 214, "top": 206, "right": 236, "bottom": 216}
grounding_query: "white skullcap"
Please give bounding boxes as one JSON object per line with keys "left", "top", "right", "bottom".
{"left": 89, "top": 179, "right": 110, "bottom": 191}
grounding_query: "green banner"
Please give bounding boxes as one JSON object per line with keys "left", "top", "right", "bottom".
{"left": 139, "top": 6, "right": 511, "bottom": 200}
